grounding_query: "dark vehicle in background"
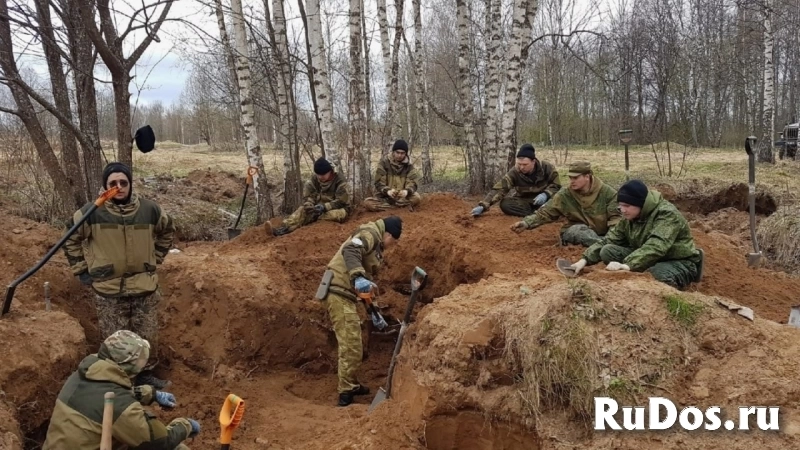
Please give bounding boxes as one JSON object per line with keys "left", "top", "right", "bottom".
{"left": 775, "top": 122, "right": 799, "bottom": 159}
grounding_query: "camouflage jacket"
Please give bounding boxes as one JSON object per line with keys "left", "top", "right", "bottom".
{"left": 326, "top": 220, "right": 385, "bottom": 302}
{"left": 303, "top": 172, "right": 351, "bottom": 213}
{"left": 480, "top": 160, "right": 561, "bottom": 209}
{"left": 374, "top": 155, "right": 420, "bottom": 196}
{"left": 521, "top": 176, "right": 621, "bottom": 235}
{"left": 43, "top": 355, "right": 191, "bottom": 450}
{"left": 63, "top": 194, "right": 175, "bottom": 297}
{"left": 583, "top": 190, "right": 701, "bottom": 271}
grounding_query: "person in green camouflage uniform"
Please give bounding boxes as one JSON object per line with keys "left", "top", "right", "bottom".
{"left": 566, "top": 180, "right": 702, "bottom": 289}
{"left": 43, "top": 330, "right": 200, "bottom": 450}
{"left": 273, "top": 158, "right": 351, "bottom": 236}
{"left": 510, "top": 161, "right": 621, "bottom": 246}
{"left": 363, "top": 140, "right": 422, "bottom": 211}
{"left": 319, "top": 216, "right": 402, "bottom": 406}
{"left": 471, "top": 144, "right": 561, "bottom": 217}
{"left": 63, "top": 162, "right": 175, "bottom": 389}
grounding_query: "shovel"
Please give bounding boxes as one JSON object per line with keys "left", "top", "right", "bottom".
{"left": 227, "top": 167, "right": 258, "bottom": 240}
{"left": 100, "top": 392, "right": 115, "bottom": 450}
{"left": 556, "top": 258, "right": 578, "bottom": 278}
{"left": 744, "top": 136, "right": 763, "bottom": 268}
{"left": 368, "top": 266, "right": 428, "bottom": 413}
{"left": 219, "top": 393, "right": 245, "bottom": 450}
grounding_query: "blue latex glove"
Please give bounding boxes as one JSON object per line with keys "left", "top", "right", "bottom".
{"left": 471, "top": 205, "right": 484, "bottom": 216}
{"left": 188, "top": 419, "right": 201, "bottom": 437}
{"left": 78, "top": 272, "right": 92, "bottom": 286}
{"left": 354, "top": 277, "right": 376, "bottom": 293}
{"left": 533, "top": 192, "right": 548, "bottom": 206}
{"left": 314, "top": 204, "right": 326, "bottom": 214}
{"left": 155, "top": 391, "right": 176, "bottom": 408}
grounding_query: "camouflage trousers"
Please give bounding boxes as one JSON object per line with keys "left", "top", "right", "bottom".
{"left": 282, "top": 205, "right": 348, "bottom": 232}
{"left": 598, "top": 244, "right": 699, "bottom": 289}
{"left": 499, "top": 197, "right": 542, "bottom": 217}
{"left": 324, "top": 292, "right": 363, "bottom": 393}
{"left": 95, "top": 291, "right": 160, "bottom": 369}
{"left": 363, "top": 192, "right": 422, "bottom": 211}
{"left": 561, "top": 224, "right": 602, "bottom": 247}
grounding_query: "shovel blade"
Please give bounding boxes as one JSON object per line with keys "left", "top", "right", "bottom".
{"left": 556, "top": 258, "right": 577, "bottom": 278}
{"left": 227, "top": 228, "right": 242, "bottom": 240}
{"left": 368, "top": 387, "right": 388, "bottom": 414}
{"left": 747, "top": 252, "right": 762, "bottom": 268}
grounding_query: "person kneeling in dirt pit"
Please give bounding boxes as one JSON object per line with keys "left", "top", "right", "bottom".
{"left": 510, "top": 161, "right": 621, "bottom": 247}
{"left": 566, "top": 179, "right": 703, "bottom": 289}
{"left": 63, "top": 162, "right": 174, "bottom": 389}
{"left": 272, "top": 157, "right": 351, "bottom": 236}
{"left": 42, "top": 330, "right": 201, "bottom": 450}
{"left": 470, "top": 143, "right": 561, "bottom": 218}
{"left": 316, "top": 215, "right": 402, "bottom": 406}
{"left": 362, "top": 139, "right": 422, "bottom": 211}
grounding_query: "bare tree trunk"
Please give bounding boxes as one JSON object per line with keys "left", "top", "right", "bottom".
{"left": 230, "top": 0, "right": 274, "bottom": 222}
{"left": 377, "top": 0, "right": 393, "bottom": 149}
{"left": 412, "top": 0, "right": 432, "bottom": 182}
{"left": 388, "top": 0, "right": 405, "bottom": 138}
{"left": 758, "top": 0, "right": 775, "bottom": 163}
{"left": 456, "top": 0, "right": 482, "bottom": 194}
{"left": 349, "top": 0, "right": 368, "bottom": 199}
{"left": 306, "top": 0, "right": 339, "bottom": 170}
{"left": 483, "top": 0, "right": 502, "bottom": 188}
{"left": 499, "top": 0, "right": 532, "bottom": 171}
{"left": 361, "top": 0, "right": 373, "bottom": 174}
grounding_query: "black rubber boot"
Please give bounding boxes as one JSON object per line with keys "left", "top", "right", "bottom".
{"left": 134, "top": 370, "right": 171, "bottom": 390}
{"left": 337, "top": 385, "right": 370, "bottom": 407}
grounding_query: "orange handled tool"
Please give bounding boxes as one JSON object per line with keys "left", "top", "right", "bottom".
{"left": 219, "top": 393, "right": 245, "bottom": 449}
{"left": 100, "top": 391, "right": 115, "bottom": 450}
{"left": 358, "top": 289, "right": 388, "bottom": 330}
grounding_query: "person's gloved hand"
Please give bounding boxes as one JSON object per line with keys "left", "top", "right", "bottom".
{"left": 398, "top": 189, "right": 408, "bottom": 198}
{"left": 354, "top": 277, "right": 377, "bottom": 293}
{"left": 188, "top": 419, "right": 201, "bottom": 437}
{"left": 606, "top": 262, "right": 630, "bottom": 272}
{"left": 533, "top": 192, "right": 548, "bottom": 206}
{"left": 78, "top": 272, "right": 92, "bottom": 286}
{"left": 313, "top": 204, "right": 326, "bottom": 215}
{"left": 570, "top": 258, "right": 588, "bottom": 275}
{"left": 511, "top": 221, "right": 527, "bottom": 233}
{"left": 471, "top": 205, "right": 485, "bottom": 216}
{"left": 155, "top": 391, "right": 176, "bottom": 408}
{"left": 387, "top": 189, "right": 397, "bottom": 198}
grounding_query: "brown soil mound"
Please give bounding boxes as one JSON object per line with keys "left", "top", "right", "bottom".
{"left": 672, "top": 181, "right": 778, "bottom": 216}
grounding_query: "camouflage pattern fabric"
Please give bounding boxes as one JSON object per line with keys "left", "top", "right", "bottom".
{"left": 362, "top": 192, "right": 422, "bottom": 212}
{"left": 597, "top": 244, "right": 699, "bottom": 289}
{"left": 101, "top": 330, "right": 150, "bottom": 376}
{"left": 561, "top": 224, "right": 602, "bottom": 247}
{"left": 325, "top": 291, "right": 363, "bottom": 393}
{"left": 498, "top": 197, "right": 539, "bottom": 217}
{"left": 282, "top": 206, "right": 348, "bottom": 231}
{"left": 479, "top": 160, "right": 561, "bottom": 210}
{"left": 95, "top": 291, "right": 161, "bottom": 369}
{"left": 374, "top": 155, "right": 421, "bottom": 195}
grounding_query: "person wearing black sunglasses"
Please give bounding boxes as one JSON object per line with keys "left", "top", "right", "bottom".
{"left": 62, "top": 162, "right": 175, "bottom": 390}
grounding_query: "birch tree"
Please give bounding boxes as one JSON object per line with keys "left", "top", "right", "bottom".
{"left": 349, "top": 0, "right": 368, "bottom": 198}
{"left": 306, "top": 0, "right": 339, "bottom": 170}
{"left": 412, "top": 0, "right": 432, "bottom": 182}
{"left": 456, "top": 0, "right": 482, "bottom": 193}
{"left": 757, "top": 0, "right": 775, "bottom": 163}
{"left": 483, "top": 0, "right": 503, "bottom": 187}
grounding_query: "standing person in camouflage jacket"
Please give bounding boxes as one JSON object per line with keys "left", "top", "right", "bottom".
{"left": 565, "top": 180, "right": 702, "bottom": 289}
{"left": 470, "top": 144, "right": 561, "bottom": 217}
{"left": 272, "top": 157, "right": 351, "bottom": 236}
{"left": 510, "top": 161, "right": 621, "bottom": 246}
{"left": 316, "top": 216, "right": 402, "bottom": 406}
{"left": 63, "top": 162, "right": 175, "bottom": 389}
{"left": 43, "top": 330, "right": 201, "bottom": 450}
{"left": 363, "top": 140, "right": 422, "bottom": 211}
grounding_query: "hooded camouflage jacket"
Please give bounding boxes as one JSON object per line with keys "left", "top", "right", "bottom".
{"left": 582, "top": 190, "right": 701, "bottom": 271}
{"left": 303, "top": 172, "right": 351, "bottom": 213}
{"left": 480, "top": 160, "right": 561, "bottom": 209}
{"left": 374, "top": 155, "right": 420, "bottom": 196}
{"left": 326, "top": 220, "right": 386, "bottom": 302}
{"left": 43, "top": 354, "right": 191, "bottom": 450}
{"left": 521, "top": 176, "right": 621, "bottom": 235}
{"left": 63, "top": 194, "right": 175, "bottom": 297}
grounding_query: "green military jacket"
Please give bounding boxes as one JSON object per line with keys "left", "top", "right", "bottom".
{"left": 374, "top": 155, "right": 420, "bottom": 196}
{"left": 326, "top": 220, "right": 386, "bottom": 302}
{"left": 43, "top": 355, "right": 191, "bottom": 450}
{"left": 583, "top": 190, "right": 701, "bottom": 271}
{"left": 303, "top": 172, "right": 351, "bottom": 213}
{"left": 63, "top": 194, "right": 175, "bottom": 297}
{"left": 522, "top": 176, "right": 621, "bottom": 235}
{"left": 480, "top": 160, "right": 561, "bottom": 209}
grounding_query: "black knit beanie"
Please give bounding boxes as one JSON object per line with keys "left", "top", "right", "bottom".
{"left": 102, "top": 162, "right": 132, "bottom": 188}
{"left": 382, "top": 216, "right": 402, "bottom": 239}
{"left": 134, "top": 125, "right": 156, "bottom": 153}
{"left": 617, "top": 180, "right": 648, "bottom": 208}
{"left": 392, "top": 139, "right": 409, "bottom": 153}
{"left": 516, "top": 143, "right": 536, "bottom": 160}
{"left": 313, "top": 157, "right": 333, "bottom": 175}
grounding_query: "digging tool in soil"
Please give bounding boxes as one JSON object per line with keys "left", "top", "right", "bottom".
{"left": 219, "top": 393, "right": 245, "bottom": 449}
{"left": 556, "top": 258, "right": 578, "bottom": 278}
{"left": 227, "top": 167, "right": 258, "bottom": 240}
{"left": 369, "top": 266, "right": 428, "bottom": 413}
{"left": 744, "top": 136, "right": 763, "bottom": 268}
{"left": 100, "top": 392, "right": 115, "bottom": 450}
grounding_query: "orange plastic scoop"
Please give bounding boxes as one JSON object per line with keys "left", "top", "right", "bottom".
{"left": 219, "top": 394, "right": 245, "bottom": 449}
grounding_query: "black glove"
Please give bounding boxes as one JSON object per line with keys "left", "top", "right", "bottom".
{"left": 313, "top": 204, "right": 326, "bottom": 215}
{"left": 303, "top": 203, "right": 315, "bottom": 214}
{"left": 78, "top": 272, "right": 93, "bottom": 286}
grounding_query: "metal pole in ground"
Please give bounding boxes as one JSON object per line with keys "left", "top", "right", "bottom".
{"left": 44, "top": 282, "right": 50, "bottom": 311}
{"left": 619, "top": 129, "right": 633, "bottom": 181}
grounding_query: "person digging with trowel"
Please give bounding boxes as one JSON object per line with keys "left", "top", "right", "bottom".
{"left": 63, "top": 162, "right": 175, "bottom": 389}
{"left": 272, "top": 157, "right": 351, "bottom": 236}
{"left": 315, "top": 216, "right": 403, "bottom": 406}
{"left": 362, "top": 139, "right": 422, "bottom": 211}
{"left": 563, "top": 180, "right": 703, "bottom": 289}
{"left": 510, "top": 161, "right": 621, "bottom": 246}
{"left": 42, "top": 330, "right": 201, "bottom": 450}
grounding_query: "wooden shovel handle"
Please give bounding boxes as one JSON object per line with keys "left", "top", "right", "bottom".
{"left": 100, "top": 392, "right": 115, "bottom": 450}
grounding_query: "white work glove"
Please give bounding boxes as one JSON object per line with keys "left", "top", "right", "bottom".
{"left": 511, "top": 221, "right": 527, "bottom": 233}
{"left": 399, "top": 189, "right": 409, "bottom": 198}
{"left": 605, "top": 261, "right": 630, "bottom": 271}
{"left": 386, "top": 189, "right": 397, "bottom": 198}
{"left": 570, "top": 258, "right": 588, "bottom": 275}
{"left": 533, "top": 192, "right": 548, "bottom": 206}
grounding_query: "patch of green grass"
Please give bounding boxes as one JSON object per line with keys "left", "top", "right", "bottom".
{"left": 664, "top": 294, "right": 704, "bottom": 326}
{"left": 607, "top": 377, "right": 642, "bottom": 400}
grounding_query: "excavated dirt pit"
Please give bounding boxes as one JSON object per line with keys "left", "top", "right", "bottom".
{"left": 2, "top": 188, "right": 800, "bottom": 449}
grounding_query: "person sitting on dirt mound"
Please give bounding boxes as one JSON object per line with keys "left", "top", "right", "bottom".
{"left": 272, "top": 157, "right": 351, "bottom": 236}
{"left": 510, "top": 161, "right": 621, "bottom": 247}
{"left": 471, "top": 143, "right": 561, "bottom": 218}
{"left": 566, "top": 179, "right": 703, "bottom": 289}
{"left": 362, "top": 139, "right": 422, "bottom": 211}
{"left": 63, "top": 162, "right": 174, "bottom": 389}
{"left": 316, "top": 215, "right": 402, "bottom": 406}
{"left": 42, "top": 330, "right": 201, "bottom": 450}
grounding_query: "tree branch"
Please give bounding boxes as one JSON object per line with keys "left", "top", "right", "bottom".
{"left": 125, "top": 0, "right": 172, "bottom": 69}
{"left": 0, "top": 105, "right": 19, "bottom": 116}
{"left": 523, "top": 30, "right": 605, "bottom": 52}
{"left": 427, "top": 98, "right": 464, "bottom": 127}
{"left": 79, "top": 0, "right": 124, "bottom": 74}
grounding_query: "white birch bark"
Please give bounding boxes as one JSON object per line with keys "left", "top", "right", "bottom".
{"left": 483, "top": 0, "right": 503, "bottom": 187}
{"left": 456, "top": 0, "right": 482, "bottom": 193}
{"left": 306, "top": 0, "right": 339, "bottom": 171}
{"left": 349, "top": 0, "right": 368, "bottom": 198}
{"left": 758, "top": 0, "right": 775, "bottom": 163}
{"left": 413, "top": 0, "right": 432, "bottom": 182}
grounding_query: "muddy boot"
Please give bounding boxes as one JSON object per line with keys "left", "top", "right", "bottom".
{"left": 337, "top": 385, "right": 370, "bottom": 407}
{"left": 134, "top": 370, "right": 171, "bottom": 390}
{"left": 273, "top": 226, "right": 291, "bottom": 236}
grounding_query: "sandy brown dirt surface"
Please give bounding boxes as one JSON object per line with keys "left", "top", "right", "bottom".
{"left": 1, "top": 189, "right": 800, "bottom": 449}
